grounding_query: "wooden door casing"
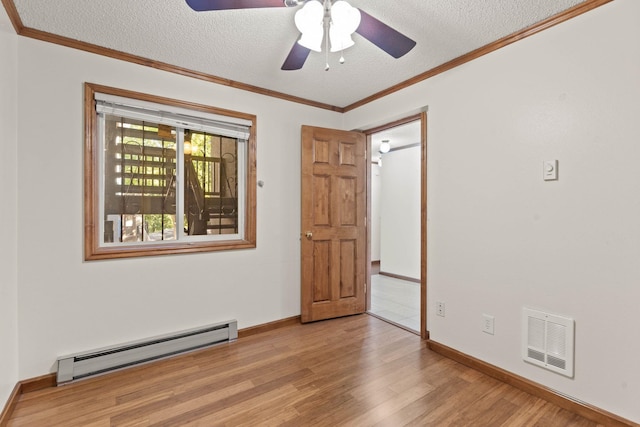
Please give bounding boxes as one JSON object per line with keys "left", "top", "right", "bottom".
{"left": 301, "top": 126, "right": 366, "bottom": 323}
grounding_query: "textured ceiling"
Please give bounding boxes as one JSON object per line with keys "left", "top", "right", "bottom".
{"left": 10, "top": 0, "right": 587, "bottom": 109}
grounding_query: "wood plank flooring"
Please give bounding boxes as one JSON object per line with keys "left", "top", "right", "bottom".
{"left": 8, "top": 315, "right": 603, "bottom": 426}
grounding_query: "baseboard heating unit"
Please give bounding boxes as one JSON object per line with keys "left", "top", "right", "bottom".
{"left": 56, "top": 320, "right": 237, "bottom": 385}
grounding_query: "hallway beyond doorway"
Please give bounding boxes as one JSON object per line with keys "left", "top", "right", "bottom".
{"left": 369, "top": 273, "right": 420, "bottom": 333}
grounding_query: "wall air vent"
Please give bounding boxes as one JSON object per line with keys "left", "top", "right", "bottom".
{"left": 522, "top": 308, "right": 574, "bottom": 378}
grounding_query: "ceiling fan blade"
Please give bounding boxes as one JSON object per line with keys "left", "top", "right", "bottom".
{"left": 281, "top": 41, "right": 311, "bottom": 70}
{"left": 355, "top": 9, "right": 416, "bottom": 59}
{"left": 185, "top": 0, "right": 285, "bottom": 11}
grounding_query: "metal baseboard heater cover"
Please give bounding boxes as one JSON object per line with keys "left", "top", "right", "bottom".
{"left": 56, "top": 320, "right": 237, "bottom": 385}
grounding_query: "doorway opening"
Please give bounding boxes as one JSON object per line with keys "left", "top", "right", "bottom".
{"left": 366, "top": 114, "right": 426, "bottom": 337}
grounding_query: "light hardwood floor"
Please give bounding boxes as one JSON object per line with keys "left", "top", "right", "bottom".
{"left": 8, "top": 315, "right": 603, "bottom": 426}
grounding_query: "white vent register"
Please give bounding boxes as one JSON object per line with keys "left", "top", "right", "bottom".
{"left": 523, "top": 308, "right": 574, "bottom": 378}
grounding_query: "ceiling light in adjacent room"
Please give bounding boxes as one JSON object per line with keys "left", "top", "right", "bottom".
{"left": 379, "top": 140, "right": 391, "bottom": 154}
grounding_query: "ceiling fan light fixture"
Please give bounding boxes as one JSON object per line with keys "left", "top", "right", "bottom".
{"left": 329, "top": 1, "right": 361, "bottom": 53}
{"left": 298, "top": 29, "right": 323, "bottom": 52}
{"left": 186, "top": 0, "right": 416, "bottom": 71}
{"left": 295, "top": 0, "right": 324, "bottom": 52}
{"left": 329, "top": 28, "right": 355, "bottom": 53}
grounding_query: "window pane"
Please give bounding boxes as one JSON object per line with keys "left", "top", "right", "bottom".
{"left": 183, "top": 131, "right": 239, "bottom": 236}
{"left": 103, "top": 115, "right": 177, "bottom": 244}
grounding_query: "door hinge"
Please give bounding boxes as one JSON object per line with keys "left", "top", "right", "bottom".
{"left": 364, "top": 283, "right": 367, "bottom": 294}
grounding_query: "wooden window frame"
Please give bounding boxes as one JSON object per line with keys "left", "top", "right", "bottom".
{"left": 84, "top": 83, "right": 257, "bottom": 260}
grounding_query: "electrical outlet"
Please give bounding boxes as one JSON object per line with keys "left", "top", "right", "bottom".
{"left": 483, "top": 314, "right": 495, "bottom": 335}
{"left": 436, "top": 302, "right": 445, "bottom": 317}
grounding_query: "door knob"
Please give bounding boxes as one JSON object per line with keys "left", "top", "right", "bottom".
{"left": 305, "top": 231, "right": 313, "bottom": 239}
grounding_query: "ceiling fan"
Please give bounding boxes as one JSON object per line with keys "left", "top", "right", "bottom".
{"left": 185, "top": 0, "right": 416, "bottom": 70}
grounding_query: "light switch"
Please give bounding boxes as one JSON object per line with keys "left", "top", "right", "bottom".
{"left": 543, "top": 160, "right": 558, "bottom": 181}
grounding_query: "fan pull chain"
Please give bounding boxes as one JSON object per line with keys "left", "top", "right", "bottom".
{"left": 325, "top": 18, "right": 330, "bottom": 71}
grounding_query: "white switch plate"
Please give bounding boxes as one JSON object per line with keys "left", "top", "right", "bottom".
{"left": 482, "top": 314, "right": 495, "bottom": 335}
{"left": 543, "top": 160, "right": 558, "bottom": 181}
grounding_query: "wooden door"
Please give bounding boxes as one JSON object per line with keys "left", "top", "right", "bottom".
{"left": 301, "top": 126, "right": 367, "bottom": 323}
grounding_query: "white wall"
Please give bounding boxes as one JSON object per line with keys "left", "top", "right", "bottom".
{"left": 0, "top": 5, "right": 19, "bottom": 408}
{"left": 15, "top": 37, "right": 342, "bottom": 379}
{"left": 380, "top": 147, "right": 421, "bottom": 279}
{"left": 345, "top": 0, "right": 640, "bottom": 423}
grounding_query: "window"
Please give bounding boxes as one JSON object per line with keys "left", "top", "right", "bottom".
{"left": 84, "top": 83, "right": 256, "bottom": 260}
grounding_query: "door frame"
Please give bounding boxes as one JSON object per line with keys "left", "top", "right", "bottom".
{"left": 364, "top": 112, "right": 428, "bottom": 339}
